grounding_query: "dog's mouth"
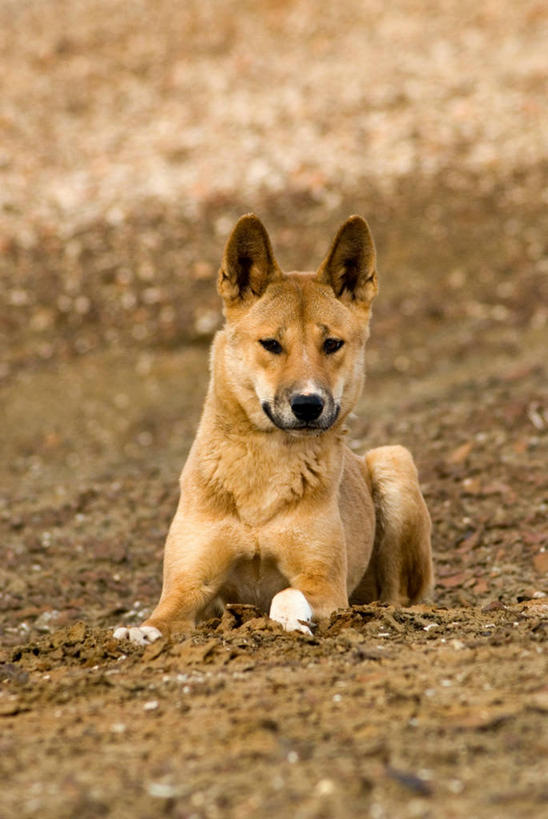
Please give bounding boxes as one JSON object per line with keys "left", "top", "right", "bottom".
{"left": 261, "top": 400, "right": 340, "bottom": 433}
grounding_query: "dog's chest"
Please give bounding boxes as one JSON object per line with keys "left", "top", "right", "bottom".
{"left": 207, "top": 435, "right": 329, "bottom": 526}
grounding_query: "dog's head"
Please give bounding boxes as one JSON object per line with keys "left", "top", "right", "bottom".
{"left": 215, "top": 214, "right": 378, "bottom": 434}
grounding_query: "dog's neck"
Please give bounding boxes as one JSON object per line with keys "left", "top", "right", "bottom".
{"left": 193, "top": 386, "right": 345, "bottom": 527}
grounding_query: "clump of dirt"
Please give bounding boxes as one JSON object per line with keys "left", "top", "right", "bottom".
{"left": 1, "top": 602, "right": 546, "bottom": 817}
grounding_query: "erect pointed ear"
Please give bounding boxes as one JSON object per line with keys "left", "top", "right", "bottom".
{"left": 217, "top": 214, "right": 282, "bottom": 304}
{"left": 316, "top": 216, "right": 378, "bottom": 305}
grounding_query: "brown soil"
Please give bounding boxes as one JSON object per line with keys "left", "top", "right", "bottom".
{"left": 1, "top": 2, "right": 547, "bottom": 818}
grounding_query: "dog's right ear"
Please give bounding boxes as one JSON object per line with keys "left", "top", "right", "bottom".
{"left": 316, "top": 215, "right": 378, "bottom": 307}
{"left": 218, "top": 214, "right": 282, "bottom": 304}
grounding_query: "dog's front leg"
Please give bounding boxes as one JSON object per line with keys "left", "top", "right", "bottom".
{"left": 114, "top": 515, "right": 241, "bottom": 644}
{"left": 266, "top": 513, "right": 349, "bottom": 633}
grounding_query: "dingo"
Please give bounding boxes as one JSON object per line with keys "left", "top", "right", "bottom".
{"left": 114, "top": 215, "right": 433, "bottom": 643}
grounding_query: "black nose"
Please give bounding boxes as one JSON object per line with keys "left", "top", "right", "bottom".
{"left": 290, "top": 393, "right": 325, "bottom": 422}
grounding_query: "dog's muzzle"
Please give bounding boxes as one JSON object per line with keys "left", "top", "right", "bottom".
{"left": 262, "top": 390, "right": 339, "bottom": 432}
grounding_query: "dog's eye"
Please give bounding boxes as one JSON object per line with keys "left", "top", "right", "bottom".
{"left": 259, "top": 338, "right": 283, "bottom": 355}
{"left": 323, "top": 338, "right": 344, "bottom": 355}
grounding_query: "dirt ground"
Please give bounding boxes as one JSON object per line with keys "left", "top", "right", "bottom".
{"left": 1, "top": 2, "right": 547, "bottom": 818}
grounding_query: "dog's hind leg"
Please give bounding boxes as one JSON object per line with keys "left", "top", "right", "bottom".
{"left": 352, "top": 446, "right": 433, "bottom": 606}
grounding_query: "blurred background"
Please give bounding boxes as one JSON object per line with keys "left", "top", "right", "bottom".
{"left": 1, "top": 0, "right": 546, "bottom": 628}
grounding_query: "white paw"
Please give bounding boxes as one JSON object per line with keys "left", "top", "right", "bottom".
{"left": 113, "top": 625, "right": 163, "bottom": 645}
{"left": 269, "top": 589, "right": 313, "bottom": 635}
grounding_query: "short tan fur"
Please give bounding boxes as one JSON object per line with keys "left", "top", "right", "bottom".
{"left": 115, "top": 214, "right": 433, "bottom": 643}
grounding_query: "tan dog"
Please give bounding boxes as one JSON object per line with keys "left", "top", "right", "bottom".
{"left": 114, "top": 215, "right": 433, "bottom": 644}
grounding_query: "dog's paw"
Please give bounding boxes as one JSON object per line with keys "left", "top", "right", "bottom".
{"left": 112, "top": 625, "right": 163, "bottom": 645}
{"left": 269, "top": 589, "right": 313, "bottom": 635}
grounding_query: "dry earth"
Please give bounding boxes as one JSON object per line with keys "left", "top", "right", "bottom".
{"left": 1, "top": 2, "right": 547, "bottom": 818}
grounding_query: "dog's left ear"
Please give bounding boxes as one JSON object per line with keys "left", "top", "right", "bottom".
{"left": 316, "top": 216, "right": 378, "bottom": 306}
{"left": 218, "top": 214, "right": 282, "bottom": 304}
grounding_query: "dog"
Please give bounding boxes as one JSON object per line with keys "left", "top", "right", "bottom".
{"left": 114, "top": 214, "right": 433, "bottom": 644}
